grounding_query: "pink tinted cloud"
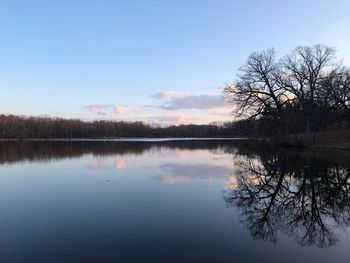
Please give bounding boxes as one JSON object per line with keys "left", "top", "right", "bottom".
{"left": 133, "top": 107, "right": 143, "bottom": 113}
{"left": 115, "top": 105, "right": 128, "bottom": 115}
{"left": 84, "top": 105, "right": 110, "bottom": 115}
{"left": 150, "top": 91, "right": 186, "bottom": 99}
{"left": 115, "top": 159, "right": 127, "bottom": 170}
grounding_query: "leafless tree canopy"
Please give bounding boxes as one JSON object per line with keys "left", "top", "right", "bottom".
{"left": 224, "top": 44, "right": 350, "bottom": 138}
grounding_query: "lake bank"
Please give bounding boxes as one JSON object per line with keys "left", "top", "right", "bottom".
{"left": 1, "top": 134, "right": 349, "bottom": 151}
{"left": 0, "top": 137, "right": 250, "bottom": 142}
{"left": 275, "top": 129, "right": 350, "bottom": 151}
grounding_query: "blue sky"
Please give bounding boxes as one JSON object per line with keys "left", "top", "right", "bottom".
{"left": 0, "top": 0, "right": 349, "bottom": 124}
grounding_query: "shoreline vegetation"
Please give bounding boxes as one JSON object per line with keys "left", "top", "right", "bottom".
{"left": 275, "top": 129, "right": 350, "bottom": 151}
{"left": 0, "top": 114, "right": 239, "bottom": 139}
{"left": 0, "top": 115, "right": 348, "bottom": 151}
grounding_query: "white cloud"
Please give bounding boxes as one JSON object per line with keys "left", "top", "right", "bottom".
{"left": 115, "top": 105, "right": 128, "bottom": 115}
{"left": 153, "top": 164, "right": 232, "bottom": 184}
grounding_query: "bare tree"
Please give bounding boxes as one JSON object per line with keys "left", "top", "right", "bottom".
{"left": 325, "top": 67, "right": 350, "bottom": 115}
{"left": 279, "top": 45, "right": 338, "bottom": 130}
{"left": 279, "top": 45, "right": 336, "bottom": 103}
{"left": 224, "top": 49, "right": 289, "bottom": 138}
{"left": 224, "top": 44, "right": 350, "bottom": 138}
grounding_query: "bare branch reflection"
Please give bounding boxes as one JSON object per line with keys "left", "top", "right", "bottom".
{"left": 224, "top": 150, "right": 350, "bottom": 248}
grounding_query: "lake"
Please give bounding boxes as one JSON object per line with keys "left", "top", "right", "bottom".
{"left": 0, "top": 140, "right": 350, "bottom": 263}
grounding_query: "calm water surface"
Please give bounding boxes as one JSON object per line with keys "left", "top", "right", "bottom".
{"left": 0, "top": 140, "right": 350, "bottom": 263}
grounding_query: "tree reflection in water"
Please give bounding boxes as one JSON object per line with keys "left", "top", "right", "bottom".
{"left": 224, "top": 150, "right": 350, "bottom": 248}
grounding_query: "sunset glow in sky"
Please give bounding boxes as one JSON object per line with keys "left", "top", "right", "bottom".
{"left": 1, "top": 0, "right": 349, "bottom": 125}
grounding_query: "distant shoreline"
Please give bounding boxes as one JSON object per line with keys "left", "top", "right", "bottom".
{"left": 1, "top": 134, "right": 349, "bottom": 151}
{"left": 0, "top": 137, "right": 252, "bottom": 142}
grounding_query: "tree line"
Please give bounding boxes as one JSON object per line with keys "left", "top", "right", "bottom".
{"left": 0, "top": 114, "right": 242, "bottom": 139}
{"left": 224, "top": 44, "right": 350, "bottom": 139}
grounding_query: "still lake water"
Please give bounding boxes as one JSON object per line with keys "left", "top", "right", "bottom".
{"left": 0, "top": 140, "right": 350, "bottom": 263}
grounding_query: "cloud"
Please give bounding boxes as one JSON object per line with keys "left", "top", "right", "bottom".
{"left": 88, "top": 158, "right": 112, "bottom": 170}
{"left": 132, "top": 107, "right": 143, "bottom": 113}
{"left": 150, "top": 91, "right": 186, "bottom": 99}
{"left": 144, "top": 115, "right": 200, "bottom": 125}
{"left": 84, "top": 105, "right": 110, "bottom": 115}
{"left": 205, "top": 108, "right": 232, "bottom": 117}
{"left": 115, "top": 159, "right": 127, "bottom": 170}
{"left": 153, "top": 163, "right": 232, "bottom": 184}
{"left": 223, "top": 176, "right": 238, "bottom": 190}
{"left": 153, "top": 94, "right": 228, "bottom": 110}
{"left": 148, "top": 116, "right": 179, "bottom": 123}
{"left": 115, "top": 105, "right": 128, "bottom": 115}
{"left": 152, "top": 163, "right": 238, "bottom": 189}
{"left": 89, "top": 158, "right": 128, "bottom": 171}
